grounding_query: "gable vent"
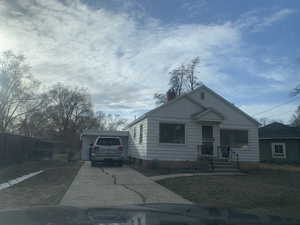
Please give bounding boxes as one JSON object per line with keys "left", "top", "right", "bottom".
{"left": 201, "top": 92, "right": 205, "bottom": 100}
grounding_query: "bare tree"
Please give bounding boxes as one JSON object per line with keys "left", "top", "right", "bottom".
{"left": 153, "top": 93, "right": 167, "bottom": 105}
{"left": 185, "top": 56, "right": 201, "bottom": 91}
{"left": 291, "top": 106, "right": 300, "bottom": 127}
{"left": 43, "top": 84, "right": 94, "bottom": 137}
{"left": 18, "top": 103, "right": 49, "bottom": 137}
{"left": 94, "top": 111, "right": 127, "bottom": 131}
{"left": 169, "top": 64, "right": 187, "bottom": 96}
{"left": 153, "top": 56, "right": 201, "bottom": 105}
{"left": 291, "top": 84, "right": 300, "bottom": 96}
{"left": 18, "top": 83, "right": 128, "bottom": 138}
{"left": 259, "top": 117, "right": 270, "bottom": 127}
{"left": 0, "top": 51, "right": 40, "bottom": 133}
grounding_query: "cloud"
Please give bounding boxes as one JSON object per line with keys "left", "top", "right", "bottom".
{"left": 257, "top": 66, "right": 297, "bottom": 82}
{"left": 181, "top": 0, "right": 207, "bottom": 18}
{"left": 240, "top": 102, "right": 298, "bottom": 124}
{"left": 0, "top": 0, "right": 242, "bottom": 119}
{"left": 236, "top": 8, "right": 297, "bottom": 32}
{"left": 256, "top": 9, "right": 297, "bottom": 31}
{"left": 0, "top": 0, "right": 297, "bottom": 123}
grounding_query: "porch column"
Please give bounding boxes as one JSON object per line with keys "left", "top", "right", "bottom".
{"left": 213, "top": 125, "right": 220, "bottom": 156}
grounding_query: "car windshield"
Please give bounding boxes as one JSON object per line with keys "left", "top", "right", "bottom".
{"left": 1, "top": 0, "right": 300, "bottom": 223}
{"left": 97, "top": 138, "right": 120, "bottom": 146}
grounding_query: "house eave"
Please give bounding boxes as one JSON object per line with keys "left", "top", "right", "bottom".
{"left": 200, "top": 85, "right": 260, "bottom": 126}
{"left": 124, "top": 114, "right": 147, "bottom": 129}
{"left": 125, "top": 86, "right": 206, "bottom": 129}
{"left": 81, "top": 131, "right": 129, "bottom": 137}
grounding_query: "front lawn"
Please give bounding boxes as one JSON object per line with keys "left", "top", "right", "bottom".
{"left": 0, "top": 161, "right": 82, "bottom": 209}
{"left": 157, "top": 169, "right": 300, "bottom": 219}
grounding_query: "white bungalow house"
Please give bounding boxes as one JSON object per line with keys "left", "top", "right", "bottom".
{"left": 125, "top": 85, "right": 260, "bottom": 167}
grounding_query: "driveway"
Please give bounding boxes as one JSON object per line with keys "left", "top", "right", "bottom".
{"left": 60, "top": 161, "right": 191, "bottom": 207}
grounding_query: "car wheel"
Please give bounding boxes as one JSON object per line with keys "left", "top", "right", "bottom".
{"left": 118, "top": 161, "right": 123, "bottom": 167}
{"left": 91, "top": 161, "right": 96, "bottom": 167}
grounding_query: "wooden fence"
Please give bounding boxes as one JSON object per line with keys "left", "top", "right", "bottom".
{"left": 0, "top": 133, "right": 63, "bottom": 165}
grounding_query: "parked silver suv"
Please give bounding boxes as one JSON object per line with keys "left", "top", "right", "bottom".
{"left": 90, "top": 137, "right": 124, "bottom": 167}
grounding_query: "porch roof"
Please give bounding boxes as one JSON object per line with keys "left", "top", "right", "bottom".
{"left": 191, "top": 108, "right": 224, "bottom": 123}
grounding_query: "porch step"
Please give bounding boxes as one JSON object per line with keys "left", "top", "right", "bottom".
{"left": 213, "top": 168, "right": 240, "bottom": 172}
{"left": 209, "top": 159, "right": 240, "bottom": 172}
{"left": 213, "top": 161, "right": 233, "bottom": 166}
{"left": 214, "top": 166, "right": 236, "bottom": 170}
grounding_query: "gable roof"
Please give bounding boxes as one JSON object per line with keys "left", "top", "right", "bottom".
{"left": 259, "top": 122, "right": 300, "bottom": 139}
{"left": 125, "top": 88, "right": 205, "bottom": 128}
{"left": 199, "top": 85, "right": 260, "bottom": 126}
{"left": 125, "top": 84, "right": 260, "bottom": 129}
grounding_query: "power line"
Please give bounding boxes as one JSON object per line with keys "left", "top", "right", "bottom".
{"left": 252, "top": 96, "right": 300, "bottom": 117}
{"left": 267, "top": 108, "right": 296, "bottom": 118}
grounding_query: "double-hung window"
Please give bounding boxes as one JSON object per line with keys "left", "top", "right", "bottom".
{"left": 271, "top": 143, "right": 286, "bottom": 158}
{"left": 159, "top": 123, "right": 185, "bottom": 144}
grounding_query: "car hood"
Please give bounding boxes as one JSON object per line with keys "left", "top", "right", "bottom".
{"left": 0, "top": 203, "right": 299, "bottom": 225}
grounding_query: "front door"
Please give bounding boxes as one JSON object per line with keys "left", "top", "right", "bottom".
{"left": 201, "top": 125, "right": 214, "bottom": 156}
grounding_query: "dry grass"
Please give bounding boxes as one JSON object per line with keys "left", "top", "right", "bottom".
{"left": 0, "top": 161, "right": 82, "bottom": 209}
{"left": 259, "top": 163, "right": 300, "bottom": 172}
{"left": 0, "top": 160, "right": 78, "bottom": 183}
{"left": 157, "top": 169, "right": 300, "bottom": 219}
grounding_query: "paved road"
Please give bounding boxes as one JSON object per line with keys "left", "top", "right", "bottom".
{"left": 60, "top": 161, "right": 191, "bottom": 207}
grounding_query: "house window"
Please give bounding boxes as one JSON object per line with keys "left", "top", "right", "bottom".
{"left": 271, "top": 143, "right": 286, "bottom": 158}
{"left": 139, "top": 124, "right": 143, "bottom": 144}
{"left": 159, "top": 123, "right": 185, "bottom": 144}
{"left": 133, "top": 127, "right": 136, "bottom": 140}
{"left": 220, "top": 129, "right": 248, "bottom": 148}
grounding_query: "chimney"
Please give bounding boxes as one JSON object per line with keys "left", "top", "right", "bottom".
{"left": 167, "top": 88, "right": 176, "bottom": 101}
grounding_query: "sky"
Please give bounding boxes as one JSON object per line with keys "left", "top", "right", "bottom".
{"left": 0, "top": 0, "right": 299, "bottom": 124}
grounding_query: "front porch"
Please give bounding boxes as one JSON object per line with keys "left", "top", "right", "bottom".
{"left": 191, "top": 108, "right": 248, "bottom": 170}
{"left": 197, "top": 144, "right": 241, "bottom": 171}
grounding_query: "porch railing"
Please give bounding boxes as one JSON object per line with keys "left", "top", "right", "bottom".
{"left": 197, "top": 145, "right": 240, "bottom": 169}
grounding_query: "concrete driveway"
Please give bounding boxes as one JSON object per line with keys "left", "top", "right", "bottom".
{"left": 60, "top": 161, "right": 191, "bottom": 207}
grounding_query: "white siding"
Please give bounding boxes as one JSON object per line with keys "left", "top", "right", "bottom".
{"left": 196, "top": 111, "right": 223, "bottom": 121}
{"left": 189, "top": 87, "right": 259, "bottom": 162}
{"left": 150, "top": 97, "right": 205, "bottom": 118}
{"left": 220, "top": 124, "right": 259, "bottom": 162}
{"left": 145, "top": 98, "right": 204, "bottom": 161}
{"left": 127, "top": 119, "right": 148, "bottom": 160}
{"left": 189, "top": 88, "right": 256, "bottom": 127}
{"left": 127, "top": 87, "right": 259, "bottom": 162}
{"left": 146, "top": 117, "right": 201, "bottom": 161}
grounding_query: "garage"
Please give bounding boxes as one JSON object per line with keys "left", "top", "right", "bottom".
{"left": 80, "top": 131, "right": 129, "bottom": 160}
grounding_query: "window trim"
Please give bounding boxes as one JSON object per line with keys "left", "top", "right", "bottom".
{"left": 271, "top": 143, "right": 286, "bottom": 159}
{"left": 158, "top": 121, "right": 187, "bottom": 145}
{"left": 139, "top": 124, "right": 143, "bottom": 144}
{"left": 133, "top": 127, "right": 136, "bottom": 140}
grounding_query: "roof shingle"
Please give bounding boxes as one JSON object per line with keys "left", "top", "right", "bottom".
{"left": 259, "top": 122, "right": 300, "bottom": 139}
